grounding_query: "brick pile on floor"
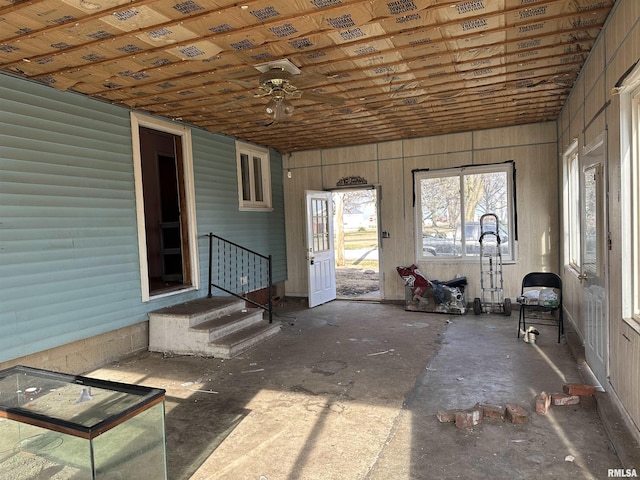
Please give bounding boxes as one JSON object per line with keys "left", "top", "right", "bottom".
{"left": 437, "top": 383, "right": 597, "bottom": 429}
{"left": 437, "top": 402, "right": 528, "bottom": 429}
{"left": 535, "top": 383, "right": 597, "bottom": 415}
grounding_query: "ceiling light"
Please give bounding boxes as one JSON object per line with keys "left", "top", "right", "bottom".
{"left": 265, "top": 97, "right": 294, "bottom": 122}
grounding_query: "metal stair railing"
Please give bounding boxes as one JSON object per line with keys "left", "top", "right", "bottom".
{"left": 206, "top": 233, "right": 273, "bottom": 323}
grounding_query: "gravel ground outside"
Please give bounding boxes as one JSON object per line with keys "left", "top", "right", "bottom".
{"left": 335, "top": 267, "right": 379, "bottom": 298}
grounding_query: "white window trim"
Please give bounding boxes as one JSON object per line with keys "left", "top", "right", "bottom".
{"left": 130, "top": 112, "right": 199, "bottom": 302}
{"left": 633, "top": 90, "right": 640, "bottom": 327}
{"left": 563, "top": 138, "right": 580, "bottom": 275}
{"left": 612, "top": 59, "right": 640, "bottom": 326}
{"left": 236, "top": 140, "right": 272, "bottom": 211}
{"left": 414, "top": 163, "right": 515, "bottom": 262}
{"left": 617, "top": 62, "right": 640, "bottom": 329}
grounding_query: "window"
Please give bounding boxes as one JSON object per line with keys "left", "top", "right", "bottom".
{"left": 415, "top": 163, "right": 514, "bottom": 261}
{"left": 236, "top": 141, "right": 271, "bottom": 210}
{"left": 619, "top": 63, "right": 640, "bottom": 328}
{"left": 633, "top": 90, "right": 640, "bottom": 323}
{"left": 563, "top": 139, "right": 580, "bottom": 271}
{"left": 627, "top": 86, "right": 640, "bottom": 324}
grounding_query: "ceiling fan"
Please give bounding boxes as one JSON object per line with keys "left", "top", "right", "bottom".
{"left": 228, "top": 60, "right": 345, "bottom": 122}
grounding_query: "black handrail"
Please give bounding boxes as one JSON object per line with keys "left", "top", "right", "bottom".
{"left": 206, "top": 233, "right": 273, "bottom": 323}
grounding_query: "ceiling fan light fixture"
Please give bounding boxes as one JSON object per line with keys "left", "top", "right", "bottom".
{"left": 265, "top": 97, "right": 294, "bottom": 121}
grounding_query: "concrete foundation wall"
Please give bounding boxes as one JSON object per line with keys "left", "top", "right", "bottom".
{"left": 0, "top": 323, "right": 148, "bottom": 375}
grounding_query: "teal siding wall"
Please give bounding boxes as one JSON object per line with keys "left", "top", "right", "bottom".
{"left": 0, "top": 73, "right": 286, "bottom": 363}
{"left": 192, "top": 129, "right": 287, "bottom": 285}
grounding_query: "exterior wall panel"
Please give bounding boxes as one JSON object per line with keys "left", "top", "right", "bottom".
{"left": 286, "top": 122, "right": 558, "bottom": 302}
{"left": 0, "top": 73, "right": 286, "bottom": 365}
{"left": 558, "top": 0, "right": 640, "bottom": 434}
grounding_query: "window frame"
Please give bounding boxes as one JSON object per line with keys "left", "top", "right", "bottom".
{"left": 414, "top": 162, "right": 515, "bottom": 262}
{"left": 633, "top": 89, "right": 640, "bottom": 325}
{"left": 235, "top": 140, "right": 272, "bottom": 211}
{"left": 616, "top": 60, "right": 640, "bottom": 331}
{"left": 563, "top": 139, "right": 581, "bottom": 274}
{"left": 626, "top": 86, "right": 640, "bottom": 326}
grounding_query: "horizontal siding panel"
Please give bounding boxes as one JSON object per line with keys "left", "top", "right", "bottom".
{"left": 1, "top": 146, "right": 132, "bottom": 174}
{"left": 9, "top": 281, "right": 143, "bottom": 320}
{"left": 2, "top": 190, "right": 132, "bottom": 206}
{"left": 1, "top": 82, "right": 130, "bottom": 137}
{"left": 1, "top": 119, "right": 132, "bottom": 155}
{"left": 3, "top": 206, "right": 134, "bottom": 219}
{"left": 3, "top": 244, "right": 138, "bottom": 267}
{"left": 2, "top": 242, "right": 138, "bottom": 262}
{"left": 3, "top": 251, "right": 140, "bottom": 288}
{"left": 1, "top": 156, "right": 132, "bottom": 181}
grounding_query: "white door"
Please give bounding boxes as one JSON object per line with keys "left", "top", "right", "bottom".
{"left": 306, "top": 190, "right": 336, "bottom": 307}
{"left": 581, "top": 133, "right": 608, "bottom": 389}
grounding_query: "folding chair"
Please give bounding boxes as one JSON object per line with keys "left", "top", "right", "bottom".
{"left": 517, "top": 272, "right": 563, "bottom": 343}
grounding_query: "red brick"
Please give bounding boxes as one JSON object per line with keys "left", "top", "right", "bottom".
{"left": 455, "top": 407, "right": 483, "bottom": 429}
{"left": 478, "top": 402, "right": 505, "bottom": 420}
{"left": 551, "top": 393, "right": 580, "bottom": 406}
{"left": 436, "top": 409, "right": 462, "bottom": 423}
{"left": 536, "top": 392, "right": 551, "bottom": 415}
{"left": 562, "top": 383, "right": 596, "bottom": 396}
{"left": 505, "top": 403, "right": 529, "bottom": 424}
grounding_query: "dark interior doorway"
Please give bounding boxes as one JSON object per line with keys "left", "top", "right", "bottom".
{"left": 139, "top": 127, "right": 191, "bottom": 294}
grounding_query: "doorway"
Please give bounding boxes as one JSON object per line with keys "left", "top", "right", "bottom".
{"left": 332, "top": 188, "right": 380, "bottom": 300}
{"left": 130, "top": 112, "right": 200, "bottom": 301}
{"left": 139, "top": 127, "right": 192, "bottom": 295}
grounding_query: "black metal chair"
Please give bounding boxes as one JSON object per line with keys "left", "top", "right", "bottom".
{"left": 517, "top": 272, "right": 563, "bottom": 343}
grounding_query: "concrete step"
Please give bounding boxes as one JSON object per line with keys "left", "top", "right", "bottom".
{"left": 149, "top": 296, "right": 245, "bottom": 328}
{"left": 148, "top": 296, "right": 280, "bottom": 358}
{"left": 208, "top": 321, "right": 281, "bottom": 359}
{"left": 190, "top": 308, "right": 264, "bottom": 341}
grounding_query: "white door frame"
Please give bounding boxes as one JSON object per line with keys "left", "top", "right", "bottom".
{"left": 581, "top": 131, "right": 609, "bottom": 389}
{"left": 332, "top": 186, "right": 382, "bottom": 299}
{"left": 130, "top": 112, "right": 199, "bottom": 301}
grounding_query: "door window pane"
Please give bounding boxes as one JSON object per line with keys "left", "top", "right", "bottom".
{"left": 313, "top": 198, "right": 329, "bottom": 253}
{"left": 583, "top": 164, "right": 602, "bottom": 277}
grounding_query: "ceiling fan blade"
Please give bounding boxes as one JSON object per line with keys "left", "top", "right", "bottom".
{"left": 294, "top": 70, "right": 333, "bottom": 87}
{"left": 225, "top": 78, "right": 256, "bottom": 89}
{"left": 300, "top": 90, "right": 345, "bottom": 105}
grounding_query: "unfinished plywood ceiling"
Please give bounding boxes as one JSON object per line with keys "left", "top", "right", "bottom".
{"left": 0, "top": 0, "right": 615, "bottom": 153}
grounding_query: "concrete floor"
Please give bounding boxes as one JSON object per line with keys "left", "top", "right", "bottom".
{"left": 88, "top": 299, "right": 632, "bottom": 480}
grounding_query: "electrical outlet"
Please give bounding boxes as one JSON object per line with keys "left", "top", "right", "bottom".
{"left": 240, "top": 276, "right": 248, "bottom": 285}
